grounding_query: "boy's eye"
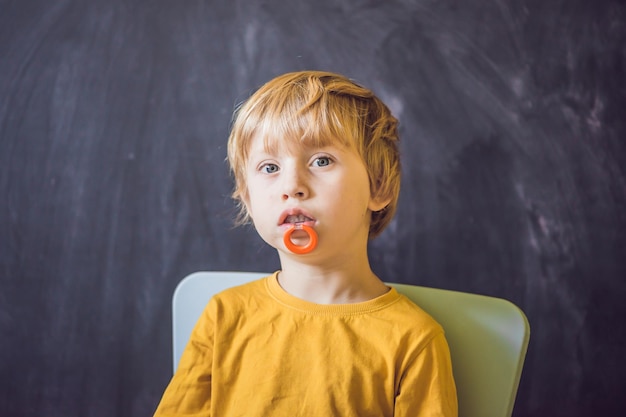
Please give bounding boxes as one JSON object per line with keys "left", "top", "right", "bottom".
{"left": 261, "top": 163, "right": 279, "bottom": 173}
{"left": 313, "top": 157, "right": 332, "bottom": 167}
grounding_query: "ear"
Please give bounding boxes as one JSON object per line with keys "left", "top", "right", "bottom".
{"left": 368, "top": 194, "right": 391, "bottom": 212}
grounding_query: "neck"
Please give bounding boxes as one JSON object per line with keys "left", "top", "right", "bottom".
{"left": 276, "top": 252, "right": 388, "bottom": 304}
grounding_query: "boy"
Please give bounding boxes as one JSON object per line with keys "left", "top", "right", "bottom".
{"left": 154, "top": 71, "right": 457, "bottom": 416}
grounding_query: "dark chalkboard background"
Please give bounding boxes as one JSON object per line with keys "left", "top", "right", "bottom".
{"left": 1, "top": 0, "right": 625, "bottom": 416}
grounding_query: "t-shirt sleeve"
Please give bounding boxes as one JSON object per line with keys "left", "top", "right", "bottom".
{"left": 153, "top": 299, "right": 216, "bottom": 417}
{"left": 394, "top": 332, "right": 458, "bottom": 417}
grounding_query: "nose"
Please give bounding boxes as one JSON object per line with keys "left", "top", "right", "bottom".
{"left": 281, "top": 164, "right": 310, "bottom": 201}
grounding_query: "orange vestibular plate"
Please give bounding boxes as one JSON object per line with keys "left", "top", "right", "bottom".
{"left": 283, "top": 224, "right": 318, "bottom": 254}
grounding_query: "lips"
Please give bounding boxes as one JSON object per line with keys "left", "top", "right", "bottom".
{"left": 284, "top": 214, "right": 313, "bottom": 223}
{"left": 278, "top": 208, "right": 316, "bottom": 226}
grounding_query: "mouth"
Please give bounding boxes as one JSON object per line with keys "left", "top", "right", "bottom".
{"left": 279, "top": 209, "right": 316, "bottom": 227}
{"left": 284, "top": 214, "right": 314, "bottom": 224}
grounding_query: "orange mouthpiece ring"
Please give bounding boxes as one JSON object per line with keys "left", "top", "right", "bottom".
{"left": 283, "top": 224, "right": 318, "bottom": 254}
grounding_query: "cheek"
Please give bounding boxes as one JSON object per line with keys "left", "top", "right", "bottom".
{"left": 338, "top": 190, "right": 372, "bottom": 221}
{"left": 240, "top": 186, "right": 255, "bottom": 219}
{"left": 244, "top": 183, "right": 270, "bottom": 220}
{"left": 349, "top": 178, "right": 375, "bottom": 209}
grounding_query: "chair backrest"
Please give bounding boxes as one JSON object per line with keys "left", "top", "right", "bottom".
{"left": 172, "top": 271, "right": 530, "bottom": 417}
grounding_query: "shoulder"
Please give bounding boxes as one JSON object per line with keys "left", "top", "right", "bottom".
{"left": 384, "top": 290, "right": 444, "bottom": 332}
{"left": 207, "top": 274, "right": 275, "bottom": 316}
{"left": 371, "top": 290, "right": 446, "bottom": 353}
{"left": 214, "top": 275, "right": 269, "bottom": 298}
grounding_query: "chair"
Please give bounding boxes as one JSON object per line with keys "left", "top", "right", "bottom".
{"left": 172, "top": 271, "right": 530, "bottom": 417}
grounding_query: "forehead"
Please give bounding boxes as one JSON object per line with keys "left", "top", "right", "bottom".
{"left": 246, "top": 132, "right": 346, "bottom": 160}
{"left": 242, "top": 106, "right": 359, "bottom": 161}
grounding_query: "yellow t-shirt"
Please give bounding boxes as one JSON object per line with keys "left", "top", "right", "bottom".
{"left": 154, "top": 273, "right": 457, "bottom": 417}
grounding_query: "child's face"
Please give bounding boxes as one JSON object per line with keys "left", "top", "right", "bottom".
{"left": 242, "top": 135, "right": 388, "bottom": 257}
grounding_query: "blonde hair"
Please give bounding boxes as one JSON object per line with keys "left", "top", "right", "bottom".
{"left": 227, "top": 70, "right": 400, "bottom": 238}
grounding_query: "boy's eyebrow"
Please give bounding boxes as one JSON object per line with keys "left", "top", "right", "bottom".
{"left": 267, "top": 144, "right": 346, "bottom": 157}
{"left": 248, "top": 149, "right": 276, "bottom": 160}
